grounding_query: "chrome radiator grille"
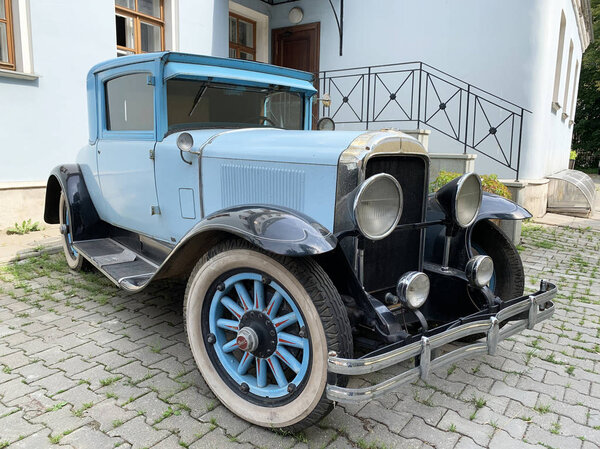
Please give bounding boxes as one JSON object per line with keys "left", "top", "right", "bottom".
{"left": 362, "top": 155, "right": 429, "bottom": 294}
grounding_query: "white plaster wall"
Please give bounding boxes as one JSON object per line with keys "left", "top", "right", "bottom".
{"left": 244, "top": 0, "right": 586, "bottom": 180}
{"left": 0, "top": 0, "right": 227, "bottom": 183}
{"left": 0, "top": 0, "right": 115, "bottom": 183}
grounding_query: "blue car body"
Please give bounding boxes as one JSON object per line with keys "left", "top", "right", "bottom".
{"left": 43, "top": 52, "right": 556, "bottom": 417}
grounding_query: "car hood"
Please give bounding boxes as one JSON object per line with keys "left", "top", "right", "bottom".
{"left": 179, "top": 128, "right": 367, "bottom": 166}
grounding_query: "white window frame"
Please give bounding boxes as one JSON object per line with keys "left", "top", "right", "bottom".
{"left": 551, "top": 11, "right": 566, "bottom": 112}
{"left": 0, "top": 0, "right": 36, "bottom": 80}
{"left": 228, "top": 1, "right": 268, "bottom": 63}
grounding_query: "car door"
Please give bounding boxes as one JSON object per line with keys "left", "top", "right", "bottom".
{"left": 96, "top": 66, "right": 164, "bottom": 239}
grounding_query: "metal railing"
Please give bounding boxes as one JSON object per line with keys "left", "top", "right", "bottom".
{"left": 318, "top": 62, "right": 531, "bottom": 180}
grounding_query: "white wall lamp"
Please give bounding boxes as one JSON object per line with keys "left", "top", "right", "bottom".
{"left": 288, "top": 7, "right": 303, "bottom": 24}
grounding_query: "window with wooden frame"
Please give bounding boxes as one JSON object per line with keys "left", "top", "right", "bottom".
{"left": 0, "top": 0, "right": 15, "bottom": 70}
{"left": 229, "top": 12, "right": 256, "bottom": 61}
{"left": 115, "top": 0, "right": 164, "bottom": 57}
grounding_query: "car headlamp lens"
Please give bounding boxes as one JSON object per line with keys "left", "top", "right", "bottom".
{"left": 455, "top": 173, "right": 482, "bottom": 227}
{"left": 353, "top": 173, "right": 403, "bottom": 240}
{"left": 465, "top": 255, "right": 494, "bottom": 287}
{"left": 397, "top": 271, "right": 430, "bottom": 309}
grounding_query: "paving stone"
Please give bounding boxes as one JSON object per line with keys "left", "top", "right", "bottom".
{"left": 31, "top": 371, "right": 78, "bottom": 397}
{"left": 108, "top": 415, "right": 170, "bottom": 449}
{"left": 50, "top": 355, "right": 97, "bottom": 376}
{"left": 1, "top": 377, "right": 42, "bottom": 403}
{"left": 30, "top": 404, "right": 91, "bottom": 435}
{"left": 155, "top": 410, "right": 212, "bottom": 444}
{"left": 488, "top": 429, "right": 540, "bottom": 449}
{"left": 524, "top": 422, "right": 584, "bottom": 449}
{"left": 61, "top": 427, "right": 129, "bottom": 449}
{"left": 0, "top": 410, "right": 45, "bottom": 443}
{"left": 438, "top": 409, "right": 493, "bottom": 447}
{"left": 83, "top": 399, "right": 138, "bottom": 432}
{"left": 124, "top": 390, "right": 172, "bottom": 424}
{"left": 190, "top": 428, "right": 254, "bottom": 449}
{"left": 6, "top": 429, "right": 54, "bottom": 449}
{"left": 13, "top": 361, "right": 57, "bottom": 383}
{"left": 400, "top": 416, "right": 460, "bottom": 449}
{"left": 199, "top": 405, "right": 251, "bottom": 437}
{"left": 53, "top": 384, "right": 102, "bottom": 409}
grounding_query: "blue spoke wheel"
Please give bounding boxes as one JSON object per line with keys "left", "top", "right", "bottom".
{"left": 184, "top": 240, "right": 352, "bottom": 431}
{"left": 205, "top": 271, "right": 311, "bottom": 402}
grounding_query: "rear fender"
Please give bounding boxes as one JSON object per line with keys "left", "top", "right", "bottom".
{"left": 43, "top": 164, "right": 107, "bottom": 241}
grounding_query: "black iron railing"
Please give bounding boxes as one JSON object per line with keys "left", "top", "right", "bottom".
{"left": 318, "top": 62, "right": 531, "bottom": 179}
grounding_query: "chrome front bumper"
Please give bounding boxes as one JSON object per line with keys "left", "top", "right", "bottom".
{"left": 326, "top": 280, "right": 556, "bottom": 403}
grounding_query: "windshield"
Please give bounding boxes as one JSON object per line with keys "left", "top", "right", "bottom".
{"left": 166, "top": 78, "right": 305, "bottom": 132}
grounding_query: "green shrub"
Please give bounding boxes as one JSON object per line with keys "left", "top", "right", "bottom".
{"left": 570, "top": 150, "right": 577, "bottom": 160}
{"left": 430, "top": 171, "right": 512, "bottom": 200}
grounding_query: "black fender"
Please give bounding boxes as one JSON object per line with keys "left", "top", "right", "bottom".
{"left": 156, "top": 205, "right": 337, "bottom": 281}
{"left": 424, "top": 192, "right": 531, "bottom": 266}
{"left": 43, "top": 164, "right": 108, "bottom": 241}
{"left": 180, "top": 205, "right": 336, "bottom": 257}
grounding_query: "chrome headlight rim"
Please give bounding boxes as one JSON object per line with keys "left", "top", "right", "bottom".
{"left": 397, "top": 271, "right": 430, "bottom": 310}
{"left": 454, "top": 173, "right": 483, "bottom": 228}
{"left": 177, "top": 132, "right": 194, "bottom": 152}
{"left": 465, "top": 255, "right": 494, "bottom": 288}
{"left": 352, "top": 173, "right": 403, "bottom": 241}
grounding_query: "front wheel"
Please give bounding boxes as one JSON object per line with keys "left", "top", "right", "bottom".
{"left": 184, "top": 240, "right": 352, "bottom": 431}
{"left": 471, "top": 219, "right": 525, "bottom": 301}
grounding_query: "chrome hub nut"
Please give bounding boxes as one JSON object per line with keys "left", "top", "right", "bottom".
{"left": 236, "top": 326, "right": 259, "bottom": 352}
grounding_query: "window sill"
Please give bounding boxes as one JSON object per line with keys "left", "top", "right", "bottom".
{"left": 0, "top": 68, "right": 39, "bottom": 81}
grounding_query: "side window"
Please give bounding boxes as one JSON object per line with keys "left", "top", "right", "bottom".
{"left": 105, "top": 73, "right": 154, "bottom": 131}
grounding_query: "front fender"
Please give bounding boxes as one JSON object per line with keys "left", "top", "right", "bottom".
{"left": 190, "top": 205, "right": 337, "bottom": 256}
{"left": 424, "top": 192, "right": 531, "bottom": 265}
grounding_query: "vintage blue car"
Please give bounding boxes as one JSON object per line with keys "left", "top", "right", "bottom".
{"left": 44, "top": 52, "right": 556, "bottom": 431}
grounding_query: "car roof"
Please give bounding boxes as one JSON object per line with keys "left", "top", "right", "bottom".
{"left": 88, "top": 51, "right": 315, "bottom": 83}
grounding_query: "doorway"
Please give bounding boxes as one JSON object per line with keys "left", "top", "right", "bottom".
{"left": 272, "top": 22, "right": 320, "bottom": 126}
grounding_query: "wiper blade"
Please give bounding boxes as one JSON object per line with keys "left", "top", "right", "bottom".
{"left": 188, "top": 84, "right": 208, "bottom": 117}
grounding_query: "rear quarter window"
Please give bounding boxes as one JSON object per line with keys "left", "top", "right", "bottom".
{"left": 105, "top": 73, "right": 154, "bottom": 131}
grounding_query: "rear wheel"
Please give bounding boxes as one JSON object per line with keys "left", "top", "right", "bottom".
{"left": 184, "top": 239, "right": 352, "bottom": 431}
{"left": 59, "top": 192, "right": 86, "bottom": 271}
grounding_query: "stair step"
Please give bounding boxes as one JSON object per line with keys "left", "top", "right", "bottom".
{"left": 73, "top": 238, "right": 158, "bottom": 290}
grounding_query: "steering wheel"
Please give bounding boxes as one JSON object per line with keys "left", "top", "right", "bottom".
{"left": 251, "top": 115, "right": 278, "bottom": 127}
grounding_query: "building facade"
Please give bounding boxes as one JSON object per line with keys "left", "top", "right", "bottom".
{"left": 0, "top": 0, "right": 593, "bottom": 223}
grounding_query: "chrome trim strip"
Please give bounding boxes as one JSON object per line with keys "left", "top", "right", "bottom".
{"left": 326, "top": 281, "right": 556, "bottom": 403}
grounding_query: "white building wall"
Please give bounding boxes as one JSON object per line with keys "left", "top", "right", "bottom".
{"left": 0, "top": 0, "right": 226, "bottom": 183}
{"left": 240, "top": 0, "right": 587, "bottom": 180}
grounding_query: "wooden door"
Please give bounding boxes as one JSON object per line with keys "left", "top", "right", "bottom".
{"left": 272, "top": 22, "right": 320, "bottom": 126}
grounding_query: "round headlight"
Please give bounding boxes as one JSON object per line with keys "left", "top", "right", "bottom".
{"left": 397, "top": 271, "right": 430, "bottom": 309}
{"left": 455, "top": 173, "right": 482, "bottom": 227}
{"left": 353, "top": 173, "right": 403, "bottom": 240}
{"left": 177, "top": 132, "right": 194, "bottom": 152}
{"left": 317, "top": 117, "right": 335, "bottom": 131}
{"left": 465, "top": 255, "right": 494, "bottom": 287}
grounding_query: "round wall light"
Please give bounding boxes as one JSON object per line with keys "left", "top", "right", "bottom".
{"left": 288, "top": 7, "right": 304, "bottom": 24}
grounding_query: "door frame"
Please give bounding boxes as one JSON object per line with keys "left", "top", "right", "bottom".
{"left": 271, "top": 22, "right": 320, "bottom": 78}
{"left": 272, "top": 22, "right": 320, "bottom": 127}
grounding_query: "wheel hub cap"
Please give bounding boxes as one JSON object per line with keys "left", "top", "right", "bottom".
{"left": 236, "top": 327, "right": 258, "bottom": 352}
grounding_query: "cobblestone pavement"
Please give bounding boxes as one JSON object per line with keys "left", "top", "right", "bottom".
{"left": 0, "top": 223, "right": 599, "bottom": 449}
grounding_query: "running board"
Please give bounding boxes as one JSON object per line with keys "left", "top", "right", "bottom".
{"left": 73, "top": 238, "right": 158, "bottom": 290}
